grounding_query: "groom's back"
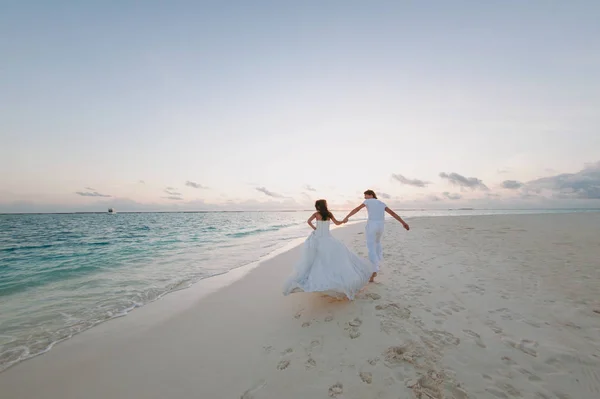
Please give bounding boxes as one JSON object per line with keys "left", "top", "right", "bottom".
{"left": 363, "top": 198, "right": 386, "bottom": 221}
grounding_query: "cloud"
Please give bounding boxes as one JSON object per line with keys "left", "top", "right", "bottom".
{"left": 526, "top": 161, "right": 600, "bottom": 199}
{"left": 139, "top": 180, "right": 145, "bottom": 184}
{"left": 379, "top": 192, "right": 391, "bottom": 199}
{"left": 164, "top": 196, "right": 183, "bottom": 201}
{"left": 391, "top": 174, "right": 430, "bottom": 187}
{"left": 75, "top": 190, "right": 111, "bottom": 198}
{"left": 429, "top": 195, "right": 442, "bottom": 202}
{"left": 256, "top": 187, "right": 284, "bottom": 198}
{"left": 164, "top": 187, "right": 182, "bottom": 196}
{"left": 501, "top": 180, "right": 524, "bottom": 189}
{"left": 497, "top": 169, "right": 510, "bottom": 174}
{"left": 301, "top": 192, "right": 313, "bottom": 201}
{"left": 442, "top": 192, "right": 462, "bottom": 200}
{"left": 304, "top": 185, "right": 317, "bottom": 192}
{"left": 185, "top": 181, "right": 208, "bottom": 189}
{"left": 85, "top": 186, "right": 96, "bottom": 191}
{"left": 439, "top": 172, "right": 489, "bottom": 191}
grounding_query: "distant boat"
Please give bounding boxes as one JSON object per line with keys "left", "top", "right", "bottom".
{"left": 108, "top": 208, "right": 116, "bottom": 214}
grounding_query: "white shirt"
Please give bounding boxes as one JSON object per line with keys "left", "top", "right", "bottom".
{"left": 363, "top": 198, "right": 387, "bottom": 221}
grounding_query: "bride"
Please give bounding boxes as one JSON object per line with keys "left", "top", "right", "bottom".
{"left": 283, "top": 199, "right": 373, "bottom": 300}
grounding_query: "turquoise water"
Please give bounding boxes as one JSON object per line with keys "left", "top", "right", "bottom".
{"left": 0, "top": 209, "right": 597, "bottom": 371}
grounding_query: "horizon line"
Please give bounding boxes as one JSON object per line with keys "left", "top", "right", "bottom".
{"left": 2, "top": 208, "right": 600, "bottom": 216}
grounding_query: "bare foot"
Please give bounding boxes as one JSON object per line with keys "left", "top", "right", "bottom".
{"left": 369, "top": 272, "right": 377, "bottom": 282}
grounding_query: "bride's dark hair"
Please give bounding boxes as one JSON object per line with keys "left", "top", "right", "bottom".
{"left": 315, "top": 199, "right": 331, "bottom": 221}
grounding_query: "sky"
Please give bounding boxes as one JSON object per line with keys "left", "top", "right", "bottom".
{"left": 1, "top": 1, "right": 599, "bottom": 212}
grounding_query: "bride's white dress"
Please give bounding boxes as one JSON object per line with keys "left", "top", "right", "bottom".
{"left": 283, "top": 220, "right": 373, "bottom": 300}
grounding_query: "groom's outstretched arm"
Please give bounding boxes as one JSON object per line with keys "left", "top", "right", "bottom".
{"left": 385, "top": 207, "right": 410, "bottom": 231}
{"left": 343, "top": 204, "right": 365, "bottom": 223}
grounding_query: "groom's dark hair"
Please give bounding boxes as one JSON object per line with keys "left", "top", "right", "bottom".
{"left": 364, "top": 189, "right": 377, "bottom": 199}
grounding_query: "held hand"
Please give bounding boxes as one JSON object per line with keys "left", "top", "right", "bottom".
{"left": 342, "top": 217, "right": 349, "bottom": 224}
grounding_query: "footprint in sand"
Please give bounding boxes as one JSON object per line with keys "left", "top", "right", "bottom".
{"left": 349, "top": 317, "right": 362, "bottom": 327}
{"left": 412, "top": 317, "right": 426, "bottom": 328}
{"left": 302, "top": 321, "right": 311, "bottom": 328}
{"left": 359, "top": 371, "right": 373, "bottom": 384}
{"left": 328, "top": 383, "right": 343, "bottom": 397}
{"left": 523, "top": 319, "right": 542, "bottom": 328}
{"left": 375, "top": 303, "right": 411, "bottom": 319}
{"left": 281, "top": 348, "right": 293, "bottom": 355}
{"left": 306, "top": 357, "right": 316, "bottom": 369}
{"left": 489, "top": 307, "right": 516, "bottom": 321}
{"left": 344, "top": 318, "right": 362, "bottom": 338}
{"left": 348, "top": 327, "right": 361, "bottom": 339}
{"left": 493, "top": 381, "right": 521, "bottom": 397}
{"left": 367, "top": 357, "right": 379, "bottom": 366}
{"left": 365, "top": 292, "right": 381, "bottom": 300}
{"left": 501, "top": 356, "right": 517, "bottom": 366}
{"left": 424, "top": 330, "right": 460, "bottom": 347}
{"left": 294, "top": 309, "right": 304, "bottom": 319}
{"left": 407, "top": 372, "right": 444, "bottom": 399}
{"left": 462, "top": 329, "right": 486, "bottom": 348}
{"left": 466, "top": 284, "right": 486, "bottom": 295}
{"left": 503, "top": 338, "right": 538, "bottom": 357}
{"left": 516, "top": 367, "right": 542, "bottom": 381}
{"left": 383, "top": 342, "right": 426, "bottom": 368}
{"left": 448, "top": 301, "right": 466, "bottom": 312}
{"left": 485, "top": 320, "right": 503, "bottom": 334}
{"left": 277, "top": 360, "right": 290, "bottom": 370}
{"left": 324, "top": 314, "right": 334, "bottom": 322}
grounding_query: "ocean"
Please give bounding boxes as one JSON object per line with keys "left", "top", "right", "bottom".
{"left": 0, "top": 208, "right": 597, "bottom": 371}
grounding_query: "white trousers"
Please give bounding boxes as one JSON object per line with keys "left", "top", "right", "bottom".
{"left": 365, "top": 221, "right": 385, "bottom": 272}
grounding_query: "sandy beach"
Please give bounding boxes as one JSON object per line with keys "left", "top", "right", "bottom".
{"left": 1, "top": 213, "right": 599, "bottom": 399}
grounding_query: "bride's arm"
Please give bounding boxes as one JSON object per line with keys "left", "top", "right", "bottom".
{"left": 329, "top": 213, "right": 343, "bottom": 226}
{"left": 307, "top": 213, "right": 317, "bottom": 230}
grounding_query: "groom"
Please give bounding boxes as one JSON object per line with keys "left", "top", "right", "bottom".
{"left": 343, "top": 190, "right": 409, "bottom": 282}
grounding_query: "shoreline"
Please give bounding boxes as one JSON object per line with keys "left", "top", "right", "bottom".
{"left": 0, "top": 219, "right": 363, "bottom": 374}
{"left": 0, "top": 221, "right": 372, "bottom": 399}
